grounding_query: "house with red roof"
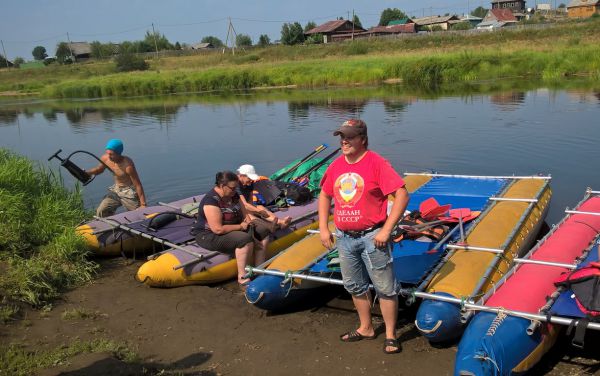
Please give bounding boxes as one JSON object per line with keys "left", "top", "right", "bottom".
{"left": 304, "top": 20, "right": 366, "bottom": 43}
{"left": 477, "top": 8, "right": 519, "bottom": 29}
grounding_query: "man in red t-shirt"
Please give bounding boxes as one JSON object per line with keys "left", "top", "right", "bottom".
{"left": 318, "top": 119, "right": 409, "bottom": 354}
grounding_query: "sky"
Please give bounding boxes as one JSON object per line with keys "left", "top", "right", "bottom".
{"left": 1, "top": 0, "right": 497, "bottom": 60}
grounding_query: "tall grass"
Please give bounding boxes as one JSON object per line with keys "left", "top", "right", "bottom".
{"left": 40, "top": 45, "right": 600, "bottom": 98}
{"left": 0, "top": 149, "right": 96, "bottom": 318}
{"left": 3, "top": 18, "right": 600, "bottom": 98}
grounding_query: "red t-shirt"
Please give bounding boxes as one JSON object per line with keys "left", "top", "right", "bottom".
{"left": 320, "top": 150, "right": 405, "bottom": 231}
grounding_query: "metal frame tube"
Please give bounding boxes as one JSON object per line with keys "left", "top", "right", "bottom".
{"left": 244, "top": 267, "right": 346, "bottom": 286}
{"left": 468, "top": 180, "right": 550, "bottom": 301}
{"left": 489, "top": 197, "right": 538, "bottom": 203}
{"left": 93, "top": 216, "right": 218, "bottom": 268}
{"left": 565, "top": 210, "right": 600, "bottom": 216}
{"left": 512, "top": 258, "right": 577, "bottom": 269}
{"left": 244, "top": 267, "right": 600, "bottom": 332}
{"left": 405, "top": 291, "right": 600, "bottom": 331}
{"left": 157, "top": 201, "right": 180, "bottom": 209}
{"left": 414, "top": 179, "right": 515, "bottom": 293}
{"left": 446, "top": 245, "right": 504, "bottom": 254}
{"left": 478, "top": 189, "right": 597, "bottom": 304}
{"left": 404, "top": 173, "right": 551, "bottom": 180}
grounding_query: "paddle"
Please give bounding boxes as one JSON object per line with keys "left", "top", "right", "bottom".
{"left": 293, "top": 147, "right": 341, "bottom": 186}
{"left": 272, "top": 143, "right": 328, "bottom": 181}
{"left": 394, "top": 209, "right": 481, "bottom": 245}
{"left": 419, "top": 197, "right": 451, "bottom": 220}
{"left": 449, "top": 208, "right": 471, "bottom": 244}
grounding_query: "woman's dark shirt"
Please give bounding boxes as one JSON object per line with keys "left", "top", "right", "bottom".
{"left": 191, "top": 188, "right": 243, "bottom": 235}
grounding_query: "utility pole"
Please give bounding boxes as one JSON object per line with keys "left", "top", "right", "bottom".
{"left": 1, "top": 40, "right": 9, "bottom": 68}
{"left": 352, "top": 9, "right": 355, "bottom": 40}
{"left": 151, "top": 23, "right": 159, "bottom": 59}
{"left": 224, "top": 18, "right": 241, "bottom": 55}
{"left": 66, "top": 32, "right": 75, "bottom": 62}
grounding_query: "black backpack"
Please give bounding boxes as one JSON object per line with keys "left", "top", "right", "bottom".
{"left": 253, "top": 179, "right": 312, "bottom": 207}
{"left": 274, "top": 181, "right": 312, "bottom": 206}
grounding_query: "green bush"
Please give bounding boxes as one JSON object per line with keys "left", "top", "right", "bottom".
{"left": 345, "top": 41, "right": 369, "bottom": 55}
{"left": 0, "top": 149, "right": 96, "bottom": 317}
{"left": 114, "top": 53, "right": 149, "bottom": 72}
{"left": 451, "top": 22, "right": 473, "bottom": 30}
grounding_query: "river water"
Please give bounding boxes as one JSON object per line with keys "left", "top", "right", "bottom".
{"left": 1, "top": 85, "right": 599, "bottom": 225}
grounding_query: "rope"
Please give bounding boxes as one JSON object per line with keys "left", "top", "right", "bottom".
{"left": 485, "top": 308, "right": 507, "bottom": 337}
{"left": 473, "top": 353, "right": 500, "bottom": 373}
{"left": 460, "top": 296, "right": 467, "bottom": 311}
{"left": 281, "top": 270, "right": 296, "bottom": 298}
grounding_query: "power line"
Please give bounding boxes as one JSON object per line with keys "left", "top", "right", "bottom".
{"left": 160, "top": 18, "right": 228, "bottom": 27}
{"left": 70, "top": 25, "right": 151, "bottom": 37}
{"left": 3, "top": 33, "right": 68, "bottom": 44}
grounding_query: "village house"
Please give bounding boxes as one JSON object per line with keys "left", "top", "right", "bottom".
{"left": 304, "top": 20, "right": 366, "bottom": 43}
{"left": 460, "top": 14, "right": 484, "bottom": 28}
{"left": 58, "top": 42, "right": 92, "bottom": 61}
{"left": 358, "top": 23, "right": 416, "bottom": 38}
{"left": 567, "top": 0, "right": 600, "bottom": 17}
{"left": 477, "top": 8, "right": 519, "bottom": 29}
{"left": 412, "top": 15, "right": 460, "bottom": 31}
{"left": 190, "top": 42, "right": 215, "bottom": 50}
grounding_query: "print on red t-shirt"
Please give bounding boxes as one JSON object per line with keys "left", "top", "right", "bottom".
{"left": 321, "top": 151, "right": 405, "bottom": 231}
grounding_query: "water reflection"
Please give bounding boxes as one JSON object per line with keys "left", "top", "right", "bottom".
{"left": 288, "top": 98, "right": 368, "bottom": 121}
{"left": 0, "top": 102, "right": 185, "bottom": 130}
{"left": 0, "top": 109, "right": 19, "bottom": 125}
{"left": 2, "top": 80, "right": 600, "bottom": 226}
{"left": 565, "top": 89, "right": 600, "bottom": 105}
{"left": 490, "top": 91, "right": 526, "bottom": 112}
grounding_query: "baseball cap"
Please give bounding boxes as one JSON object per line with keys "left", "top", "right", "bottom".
{"left": 105, "top": 139, "right": 124, "bottom": 155}
{"left": 333, "top": 119, "right": 367, "bottom": 138}
{"left": 237, "top": 164, "right": 259, "bottom": 180}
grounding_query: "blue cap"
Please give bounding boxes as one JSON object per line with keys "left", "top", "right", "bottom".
{"left": 105, "top": 139, "right": 124, "bottom": 155}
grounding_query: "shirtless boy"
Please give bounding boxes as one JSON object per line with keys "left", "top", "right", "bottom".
{"left": 86, "top": 139, "right": 146, "bottom": 217}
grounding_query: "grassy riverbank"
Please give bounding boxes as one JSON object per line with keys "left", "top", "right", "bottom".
{"left": 1, "top": 18, "right": 600, "bottom": 98}
{"left": 0, "top": 149, "right": 96, "bottom": 322}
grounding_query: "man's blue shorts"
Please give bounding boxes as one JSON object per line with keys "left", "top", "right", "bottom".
{"left": 335, "top": 228, "right": 399, "bottom": 297}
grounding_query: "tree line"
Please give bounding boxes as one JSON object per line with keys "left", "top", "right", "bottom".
{"left": 18, "top": 7, "right": 493, "bottom": 67}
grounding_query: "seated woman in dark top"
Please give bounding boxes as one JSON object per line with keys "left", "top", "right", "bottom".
{"left": 191, "top": 171, "right": 271, "bottom": 286}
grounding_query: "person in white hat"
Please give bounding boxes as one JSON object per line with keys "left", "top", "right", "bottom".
{"left": 237, "top": 164, "right": 292, "bottom": 231}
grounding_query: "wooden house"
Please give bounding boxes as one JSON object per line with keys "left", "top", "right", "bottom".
{"left": 354, "top": 23, "right": 416, "bottom": 38}
{"left": 478, "top": 8, "right": 519, "bottom": 28}
{"left": 304, "top": 20, "right": 366, "bottom": 43}
{"left": 413, "top": 15, "right": 460, "bottom": 31}
{"left": 567, "top": 0, "right": 600, "bottom": 17}
{"left": 191, "top": 42, "right": 214, "bottom": 50}
{"left": 67, "top": 42, "right": 92, "bottom": 60}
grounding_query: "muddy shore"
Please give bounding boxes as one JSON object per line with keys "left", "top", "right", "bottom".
{"left": 2, "top": 259, "right": 600, "bottom": 375}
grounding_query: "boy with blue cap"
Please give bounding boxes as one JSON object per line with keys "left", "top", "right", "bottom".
{"left": 86, "top": 139, "right": 146, "bottom": 217}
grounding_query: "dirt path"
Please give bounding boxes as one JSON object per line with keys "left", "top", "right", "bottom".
{"left": 2, "top": 259, "right": 600, "bottom": 375}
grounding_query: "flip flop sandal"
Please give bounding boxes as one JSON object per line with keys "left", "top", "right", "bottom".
{"left": 340, "top": 330, "right": 377, "bottom": 342}
{"left": 383, "top": 338, "right": 401, "bottom": 354}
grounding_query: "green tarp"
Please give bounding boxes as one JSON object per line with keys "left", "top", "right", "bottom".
{"left": 269, "top": 157, "right": 334, "bottom": 194}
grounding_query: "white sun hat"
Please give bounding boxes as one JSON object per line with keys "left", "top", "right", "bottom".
{"left": 237, "top": 164, "right": 259, "bottom": 180}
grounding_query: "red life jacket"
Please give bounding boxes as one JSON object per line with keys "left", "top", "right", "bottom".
{"left": 554, "top": 261, "right": 600, "bottom": 317}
